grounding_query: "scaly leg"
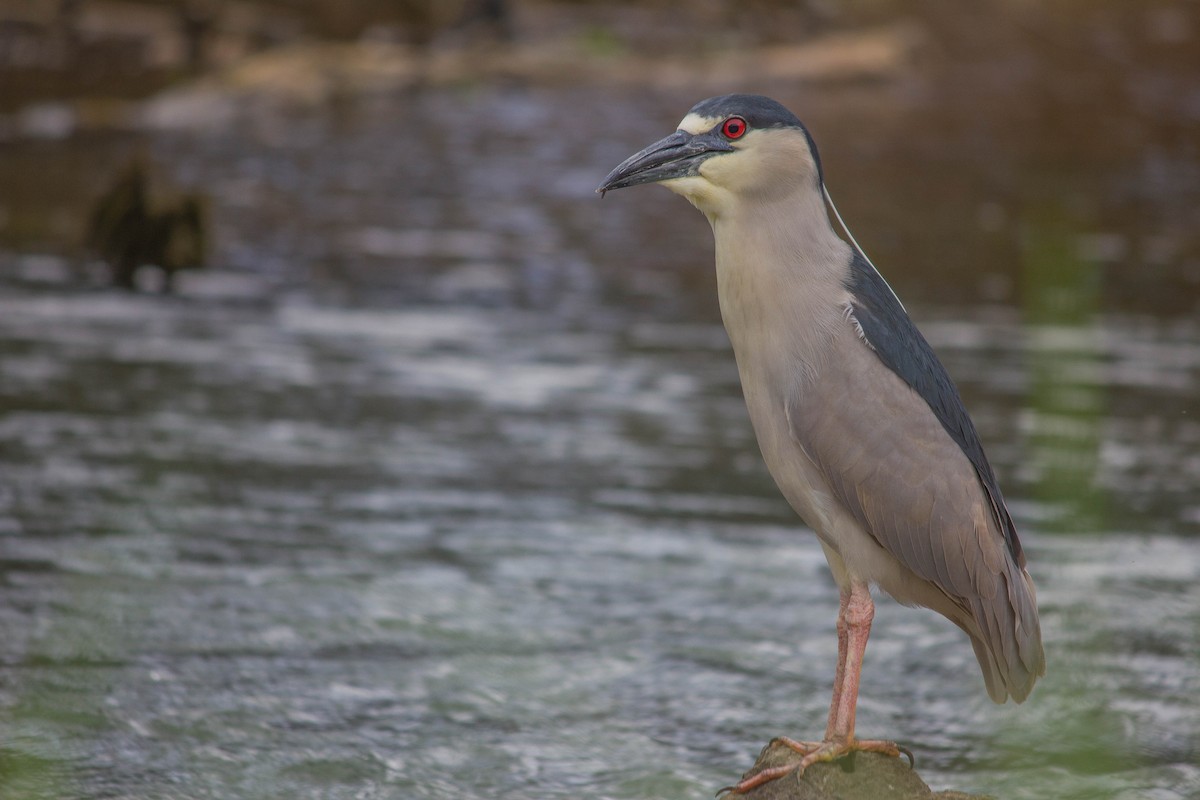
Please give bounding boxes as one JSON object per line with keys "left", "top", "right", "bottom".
{"left": 720, "top": 582, "right": 907, "bottom": 796}
{"left": 753, "top": 588, "right": 853, "bottom": 759}
{"left": 738, "top": 589, "right": 852, "bottom": 768}
{"left": 826, "top": 587, "right": 851, "bottom": 739}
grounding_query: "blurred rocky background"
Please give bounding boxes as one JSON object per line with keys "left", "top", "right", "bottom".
{"left": 0, "top": 0, "right": 1197, "bottom": 308}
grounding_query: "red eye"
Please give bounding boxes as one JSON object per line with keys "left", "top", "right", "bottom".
{"left": 721, "top": 116, "right": 747, "bottom": 139}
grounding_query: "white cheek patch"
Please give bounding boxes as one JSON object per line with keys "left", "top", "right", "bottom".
{"left": 677, "top": 113, "right": 721, "bottom": 135}
{"left": 661, "top": 174, "right": 731, "bottom": 222}
{"left": 661, "top": 174, "right": 709, "bottom": 196}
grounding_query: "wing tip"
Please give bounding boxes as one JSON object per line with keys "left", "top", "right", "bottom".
{"left": 972, "top": 566, "right": 1047, "bottom": 704}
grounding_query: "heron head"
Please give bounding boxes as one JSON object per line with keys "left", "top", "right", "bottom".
{"left": 597, "top": 94, "right": 824, "bottom": 218}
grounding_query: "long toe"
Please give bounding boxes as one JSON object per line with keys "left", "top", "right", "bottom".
{"left": 849, "top": 738, "right": 909, "bottom": 764}
{"left": 717, "top": 761, "right": 803, "bottom": 796}
{"left": 719, "top": 737, "right": 908, "bottom": 796}
{"left": 769, "top": 736, "right": 824, "bottom": 756}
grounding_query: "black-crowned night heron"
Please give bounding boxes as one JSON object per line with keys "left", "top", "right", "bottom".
{"left": 597, "top": 94, "right": 1045, "bottom": 793}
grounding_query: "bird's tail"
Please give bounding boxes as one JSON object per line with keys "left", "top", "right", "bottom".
{"left": 968, "top": 565, "right": 1045, "bottom": 704}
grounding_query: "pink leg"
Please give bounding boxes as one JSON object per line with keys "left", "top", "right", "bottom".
{"left": 829, "top": 581, "right": 873, "bottom": 741}
{"left": 825, "top": 587, "right": 851, "bottom": 739}
{"left": 773, "top": 587, "right": 849, "bottom": 756}
{"left": 720, "top": 582, "right": 906, "bottom": 796}
{"left": 763, "top": 588, "right": 850, "bottom": 762}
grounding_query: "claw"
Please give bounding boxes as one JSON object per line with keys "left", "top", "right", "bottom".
{"left": 722, "top": 762, "right": 804, "bottom": 795}
{"left": 719, "top": 737, "right": 911, "bottom": 795}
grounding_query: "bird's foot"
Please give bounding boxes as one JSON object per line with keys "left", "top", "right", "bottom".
{"left": 717, "top": 736, "right": 912, "bottom": 796}
{"left": 767, "top": 735, "right": 824, "bottom": 756}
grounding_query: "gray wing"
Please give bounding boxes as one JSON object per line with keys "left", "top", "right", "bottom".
{"left": 844, "top": 251, "right": 1026, "bottom": 567}
{"left": 786, "top": 324, "right": 1045, "bottom": 703}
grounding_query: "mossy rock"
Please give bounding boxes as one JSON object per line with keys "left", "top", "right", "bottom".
{"left": 730, "top": 742, "right": 994, "bottom": 800}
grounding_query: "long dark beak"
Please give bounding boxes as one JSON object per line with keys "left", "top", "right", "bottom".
{"left": 596, "top": 129, "right": 733, "bottom": 195}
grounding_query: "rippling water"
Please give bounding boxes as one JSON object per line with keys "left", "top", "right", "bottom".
{"left": 1, "top": 76, "right": 1199, "bottom": 800}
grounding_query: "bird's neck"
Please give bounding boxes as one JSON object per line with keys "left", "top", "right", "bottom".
{"left": 710, "top": 187, "right": 854, "bottom": 386}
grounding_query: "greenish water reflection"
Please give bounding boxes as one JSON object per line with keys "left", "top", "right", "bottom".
{"left": 1022, "top": 207, "right": 1107, "bottom": 535}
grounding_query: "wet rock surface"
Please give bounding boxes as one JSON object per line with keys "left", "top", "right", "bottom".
{"left": 732, "top": 745, "right": 992, "bottom": 800}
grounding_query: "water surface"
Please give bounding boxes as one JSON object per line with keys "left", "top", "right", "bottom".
{"left": 1, "top": 74, "right": 1198, "bottom": 800}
